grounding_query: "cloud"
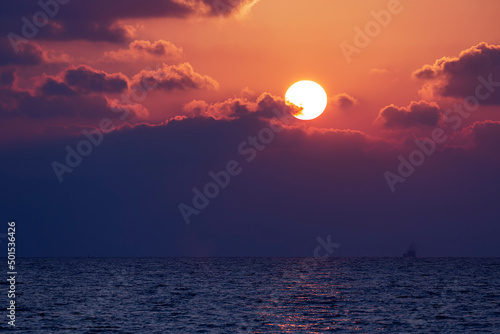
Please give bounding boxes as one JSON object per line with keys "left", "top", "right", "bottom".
{"left": 0, "top": 60, "right": 217, "bottom": 121}
{"left": 38, "top": 65, "right": 129, "bottom": 97}
{"left": 0, "top": 67, "right": 145, "bottom": 120}
{"left": 1, "top": 0, "right": 259, "bottom": 44}
{"left": 0, "top": 86, "right": 145, "bottom": 120}
{"left": 132, "top": 63, "right": 219, "bottom": 92}
{"left": 197, "top": 0, "right": 261, "bottom": 16}
{"left": 64, "top": 65, "right": 129, "bottom": 93}
{"left": 0, "top": 38, "right": 71, "bottom": 67}
{"left": 331, "top": 93, "right": 358, "bottom": 109}
{"left": 183, "top": 92, "right": 301, "bottom": 120}
{"left": 0, "top": 68, "right": 16, "bottom": 88}
{"left": 376, "top": 100, "right": 443, "bottom": 129}
{"left": 3, "top": 103, "right": 500, "bottom": 256}
{"left": 0, "top": 38, "right": 45, "bottom": 66}
{"left": 461, "top": 120, "right": 500, "bottom": 148}
{"left": 413, "top": 43, "right": 500, "bottom": 104}
{"left": 39, "top": 77, "right": 75, "bottom": 96}
{"left": 102, "top": 40, "right": 183, "bottom": 62}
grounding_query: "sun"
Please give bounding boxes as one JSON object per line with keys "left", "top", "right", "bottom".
{"left": 285, "top": 80, "right": 328, "bottom": 120}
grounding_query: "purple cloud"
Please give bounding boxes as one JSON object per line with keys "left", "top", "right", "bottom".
{"left": 413, "top": 43, "right": 500, "bottom": 104}
{"left": 377, "top": 101, "right": 443, "bottom": 129}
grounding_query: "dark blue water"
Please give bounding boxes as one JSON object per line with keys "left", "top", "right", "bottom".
{"left": 4, "top": 258, "right": 500, "bottom": 333}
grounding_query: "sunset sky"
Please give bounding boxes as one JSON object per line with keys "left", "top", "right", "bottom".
{"left": 2, "top": 0, "right": 500, "bottom": 257}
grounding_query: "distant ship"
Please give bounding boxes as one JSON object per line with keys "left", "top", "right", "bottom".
{"left": 403, "top": 244, "right": 416, "bottom": 258}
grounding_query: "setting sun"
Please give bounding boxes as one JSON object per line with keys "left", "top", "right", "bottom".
{"left": 285, "top": 80, "right": 328, "bottom": 120}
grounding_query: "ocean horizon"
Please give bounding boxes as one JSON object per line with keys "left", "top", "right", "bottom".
{"left": 4, "top": 257, "right": 499, "bottom": 333}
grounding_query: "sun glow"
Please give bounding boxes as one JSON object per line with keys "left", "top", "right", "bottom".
{"left": 285, "top": 80, "right": 328, "bottom": 120}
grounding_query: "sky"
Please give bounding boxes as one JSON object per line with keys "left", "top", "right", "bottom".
{"left": 1, "top": 0, "right": 500, "bottom": 257}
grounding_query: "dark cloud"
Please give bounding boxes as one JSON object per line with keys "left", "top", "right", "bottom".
{"left": 1, "top": 109, "right": 500, "bottom": 256}
{"left": 0, "top": 67, "right": 144, "bottom": 120}
{"left": 183, "top": 92, "right": 302, "bottom": 120}
{"left": 331, "top": 93, "right": 358, "bottom": 109}
{"left": 199, "top": 0, "right": 260, "bottom": 16}
{"left": 0, "top": 60, "right": 215, "bottom": 120}
{"left": 255, "top": 92, "right": 302, "bottom": 118}
{"left": 377, "top": 100, "right": 443, "bottom": 129}
{"left": 37, "top": 65, "right": 129, "bottom": 97}
{"left": 132, "top": 63, "right": 219, "bottom": 92}
{"left": 39, "top": 77, "right": 75, "bottom": 96}
{"left": 0, "top": 68, "right": 16, "bottom": 87}
{"left": 0, "top": 38, "right": 45, "bottom": 66}
{"left": 1, "top": 0, "right": 259, "bottom": 44}
{"left": 463, "top": 120, "right": 500, "bottom": 148}
{"left": 64, "top": 65, "right": 129, "bottom": 93}
{"left": 413, "top": 43, "right": 500, "bottom": 104}
{"left": 0, "top": 86, "right": 143, "bottom": 119}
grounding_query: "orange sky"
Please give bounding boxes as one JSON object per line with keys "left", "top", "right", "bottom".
{"left": 5, "top": 0, "right": 500, "bottom": 140}
{"left": 125, "top": 0, "right": 500, "bottom": 129}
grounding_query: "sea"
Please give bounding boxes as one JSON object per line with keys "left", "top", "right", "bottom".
{"left": 3, "top": 257, "right": 500, "bottom": 333}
